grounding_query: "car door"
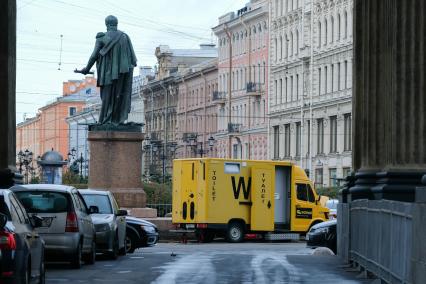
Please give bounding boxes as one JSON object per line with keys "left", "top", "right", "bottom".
{"left": 110, "top": 193, "right": 126, "bottom": 250}
{"left": 71, "top": 191, "right": 93, "bottom": 252}
{"left": 9, "top": 193, "right": 42, "bottom": 280}
{"left": 292, "top": 183, "right": 316, "bottom": 232}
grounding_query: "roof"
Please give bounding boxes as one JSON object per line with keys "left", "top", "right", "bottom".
{"left": 170, "top": 48, "right": 217, "bottom": 58}
{"left": 10, "top": 184, "right": 76, "bottom": 193}
{"left": 78, "top": 189, "right": 109, "bottom": 195}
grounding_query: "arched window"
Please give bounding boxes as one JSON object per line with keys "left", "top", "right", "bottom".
{"left": 337, "top": 14, "right": 341, "bottom": 40}
{"left": 285, "top": 34, "right": 289, "bottom": 58}
{"left": 295, "top": 29, "right": 299, "bottom": 54}
{"left": 344, "top": 11, "right": 348, "bottom": 38}
{"left": 324, "top": 19, "right": 328, "bottom": 46}
{"left": 331, "top": 16, "right": 334, "bottom": 43}
{"left": 274, "top": 38, "right": 278, "bottom": 61}
{"left": 318, "top": 21, "right": 322, "bottom": 47}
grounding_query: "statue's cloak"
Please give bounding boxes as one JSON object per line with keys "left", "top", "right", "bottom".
{"left": 96, "top": 30, "right": 137, "bottom": 87}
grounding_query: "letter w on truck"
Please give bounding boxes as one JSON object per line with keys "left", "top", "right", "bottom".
{"left": 172, "top": 158, "right": 330, "bottom": 242}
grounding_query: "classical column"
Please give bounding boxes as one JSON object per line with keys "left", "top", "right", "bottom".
{"left": 351, "top": 0, "right": 426, "bottom": 200}
{"left": 0, "top": 0, "right": 20, "bottom": 188}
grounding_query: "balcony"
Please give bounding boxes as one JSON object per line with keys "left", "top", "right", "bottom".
{"left": 212, "top": 91, "right": 226, "bottom": 105}
{"left": 228, "top": 123, "right": 242, "bottom": 134}
{"left": 182, "top": 132, "right": 197, "bottom": 143}
{"left": 246, "top": 82, "right": 264, "bottom": 96}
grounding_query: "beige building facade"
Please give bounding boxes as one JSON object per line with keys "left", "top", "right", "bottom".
{"left": 213, "top": 0, "right": 269, "bottom": 160}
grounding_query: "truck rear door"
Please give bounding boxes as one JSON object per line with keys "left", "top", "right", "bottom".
{"left": 250, "top": 166, "right": 274, "bottom": 231}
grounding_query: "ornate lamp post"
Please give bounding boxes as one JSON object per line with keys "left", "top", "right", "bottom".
{"left": 17, "top": 149, "right": 34, "bottom": 184}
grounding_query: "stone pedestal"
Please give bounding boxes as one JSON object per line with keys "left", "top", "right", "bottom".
{"left": 88, "top": 129, "right": 146, "bottom": 208}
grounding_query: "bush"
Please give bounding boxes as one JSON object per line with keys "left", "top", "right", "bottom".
{"left": 62, "top": 171, "right": 88, "bottom": 185}
{"left": 143, "top": 182, "right": 172, "bottom": 204}
{"left": 316, "top": 187, "right": 340, "bottom": 199}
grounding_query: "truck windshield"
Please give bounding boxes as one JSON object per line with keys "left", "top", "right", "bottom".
{"left": 81, "top": 194, "right": 112, "bottom": 214}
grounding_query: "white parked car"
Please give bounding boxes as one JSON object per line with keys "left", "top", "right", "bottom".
{"left": 326, "top": 199, "right": 339, "bottom": 220}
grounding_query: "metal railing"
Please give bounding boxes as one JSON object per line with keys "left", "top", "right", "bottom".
{"left": 146, "top": 203, "right": 172, "bottom": 217}
{"left": 212, "top": 91, "right": 226, "bottom": 101}
{"left": 348, "top": 199, "right": 413, "bottom": 283}
{"left": 246, "top": 82, "right": 263, "bottom": 94}
{"left": 228, "top": 123, "right": 242, "bottom": 133}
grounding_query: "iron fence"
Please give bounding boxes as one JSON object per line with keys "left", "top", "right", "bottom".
{"left": 146, "top": 203, "right": 172, "bottom": 217}
{"left": 349, "top": 199, "right": 413, "bottom": 284}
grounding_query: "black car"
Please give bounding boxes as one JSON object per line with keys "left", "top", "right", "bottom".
{"left": 125, "top": 216, "right": 158, "bottom": 253}
{"left": 306, "top": 219, "right": 337, "bottom": 254}
{"left": 0, "top": 189, "right": 45, "bottom": 284}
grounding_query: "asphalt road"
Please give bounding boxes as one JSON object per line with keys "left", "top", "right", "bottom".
{"left": 46, "top": 242, "right": 373, "bottom": 284}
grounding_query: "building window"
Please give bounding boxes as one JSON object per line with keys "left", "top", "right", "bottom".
{"left": 330, "top": 116, "right": 337, "bottom": 153}
{"left": 273, "top": 126, "right": 280, "bottom": 159}
{"left": 307, "top": 120, "right": 311, "bottom": 155}
{"left": 274, "top": 80, "right": 278, "bottom": 104}
{"left": 318, "top": 21, "right": 322, "bottom": 47}
{"left": 344, "top": 113, "right": 352, "bottom": 151}
{"left": 296, "top": 122, "right": 301, "bottom": 157}
{"left": 324, "top": 66, "right": 328, "bottom": 93}
{"left": 344, "top": 60, "right": 348, "bottom": 89}
{"left": 284, "top": 124, "right": 291, "bottom": 157}
{"left": 279, "top": 78, "right": 283, "bottom": 103}
{"left": 338, "top": 62, "right": 341, "bottom": 90}
{"left": 331, "top": 64, "right": 334, "bottom": 92}
{"left": 318, "top": 68, "right": 322, "bottom": 95}
{"left": 329, "top": 168, "right": 337, "bottom": 187}
{"left": 331, "top": 16, "right": 334, "bottom": 43}
{"left": 296, "top": 74, "right": 299, "bottom": 101}
{"left": 343, "top": 167, "right": 352, "bottom": 178}
{"left": 315, "top": 168, "right": 323, "bottom": 188}
{"left": 317, "top": 118, "right": 324, "bottom": 154}
{"left": 69, "top": 107, "right": 77, "bottom": 116}
{"left": 285, "top": 77, "right": 288, "bottom": 102}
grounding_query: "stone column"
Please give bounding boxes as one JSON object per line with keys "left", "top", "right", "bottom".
{"left": 0, "top": 0, "right": 20, "bottom": 188}
{"left": 350, "top": 0, "right": 426, "bottom": 201}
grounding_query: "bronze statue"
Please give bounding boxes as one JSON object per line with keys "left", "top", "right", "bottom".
{"left": 77, "top": 15, "right": 137, "bottom": 125}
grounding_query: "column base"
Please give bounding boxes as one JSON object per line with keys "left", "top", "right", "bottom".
{"left": 348, "top": 170, "right": 426, "bottom": 202}
{"left": 0, "top": 168, "right": 22, "bottom": 189}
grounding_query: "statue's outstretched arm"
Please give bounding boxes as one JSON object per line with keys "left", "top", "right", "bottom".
{"left": 84, "top": 39, "right": 103, "bottom": 71}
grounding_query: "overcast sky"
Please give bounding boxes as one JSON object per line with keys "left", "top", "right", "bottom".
{"left": 16, "top": 0, "right": 247, "bottom": 123}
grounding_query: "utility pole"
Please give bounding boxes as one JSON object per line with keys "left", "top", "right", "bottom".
{"left": 225, "top": 25, "right": 233, "bottom": 159}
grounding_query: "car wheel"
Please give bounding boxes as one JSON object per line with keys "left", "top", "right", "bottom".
{"left": 109, "top": 235, "right": 119, "bottom": 260}
{"left": 83, "top": 241, "right": 96, "bottom": 265}
{"left": 125, "top": 231, "right": 136, "bottom": 254}
{"left": 71, "top": 242, "right": 83, "bottom": 269}
{"left": 226, "top": 222, "right": 245, "bottom": 243}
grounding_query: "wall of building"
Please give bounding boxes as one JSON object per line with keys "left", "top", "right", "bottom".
{"left": 213, "top": 0, "right": 269, "bottom": 160}
{"left": 269, "top": 0, "right": 353, "bottom": 187}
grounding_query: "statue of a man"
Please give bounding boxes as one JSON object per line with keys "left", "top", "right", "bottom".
{"left": 79, "top": 15, "right": 137, "bottom": 125}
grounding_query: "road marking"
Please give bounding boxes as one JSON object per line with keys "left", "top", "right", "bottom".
{"left": 117, "top": 270, "right": 132, "bottom": 274}
{"left": 130, "top": 256, "right": 144, "bottom": 259}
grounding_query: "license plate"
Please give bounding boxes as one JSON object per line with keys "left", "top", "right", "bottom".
{"left": 186, "top": 224, "right": 195, "bottom": 229}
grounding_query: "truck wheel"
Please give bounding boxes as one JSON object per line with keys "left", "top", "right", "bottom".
{"left": 226, "top": 222, "right": 244, "bottom": 243}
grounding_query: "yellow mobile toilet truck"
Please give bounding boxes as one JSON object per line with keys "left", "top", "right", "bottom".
{"left": 172, "top": 158, "right": 330, "bottom": 242}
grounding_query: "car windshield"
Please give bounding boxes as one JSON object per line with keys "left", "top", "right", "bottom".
{"left": 15, "top": 191, "right": 70, "bottom": 213}
{"left": 81, "top": 194, "right": 112, "bottom": 214}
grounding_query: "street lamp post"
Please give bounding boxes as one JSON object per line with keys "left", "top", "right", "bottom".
{"left": 17, "top": 149, "right": 33, "bottom": 184}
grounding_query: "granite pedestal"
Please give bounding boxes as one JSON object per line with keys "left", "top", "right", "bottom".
{"left": 88, "top": 128, "right": 154, "bottom": 217}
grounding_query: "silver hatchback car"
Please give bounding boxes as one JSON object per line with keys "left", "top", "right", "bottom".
{"left": 10, "top": 184, "right": 98, "bottom": 269}
{"left": 79, "top": 189, "right": 127, "bottom": 259}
